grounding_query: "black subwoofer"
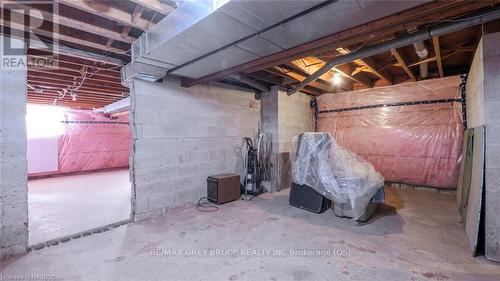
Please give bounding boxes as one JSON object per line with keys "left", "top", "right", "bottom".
{"left": 289, "top": 182, "right": 331, "bottom": 213}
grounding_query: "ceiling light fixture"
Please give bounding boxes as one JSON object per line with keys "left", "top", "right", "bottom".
{"left": 332, "top": 72, "right": 342, "bottom": 85}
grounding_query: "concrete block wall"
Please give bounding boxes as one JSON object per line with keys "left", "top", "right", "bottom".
{"left": 0, "top": 37, "right": 28, "bottom": 258}
{"left": 466, "top": 32, "right": 500, "bottom": 262}
{"left": 278, "top": 89, "right": 314, "bottom": 153}
{"left": 130, "top": 77, "right": 259, "bottom": 220}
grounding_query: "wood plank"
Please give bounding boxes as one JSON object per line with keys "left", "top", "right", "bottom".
{"left": 331, "top": 63, "right": 372, "bottom": 88}
{"left": 433, "top": 36, "right": 444, "bottom": 77}
{"left": 465, "top": 126, "right": 485, "bottom": 256}
{"left": 56, "top": 0, "right": 152, "bottom": 30}
{"left": 4, "top": 3, "right": 136, "bottom": 43}
{"left": 0, "top": 20, "right": 129, "bottom": 54}
{"left": 28, "top": 76, "right": 127, "bottom": 91}
{"left": 28, "top": 80, "right": 127, "bottom": 96}
{"left": 263, "top": 68, "right": 323, "bottom": 95}
{"left": 288, "top": 58, "right": 357, "bottom": 91}
{"left": 358, "top": 57, "right": 392, "bottom": 85}
{"left": 130, "top": 0, "right": 174, "bottom": 15}
{"left": 28, "top": 69, "right": 122, "bottom": 84}
{"left": 275, "top": 66, "right": 332, "bottom": 92}
{"left": 391, "top": 48, "right": 416, "bottom": 81}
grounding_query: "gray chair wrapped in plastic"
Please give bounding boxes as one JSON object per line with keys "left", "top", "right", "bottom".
{"left": 291, "top": 132, "right": 385, "bottom": 222}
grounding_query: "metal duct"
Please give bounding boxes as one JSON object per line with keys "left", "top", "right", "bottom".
{"left": 408, "top": 28, "right": 429, "bottom": 78}
{"left": 130, "top": 0, "right": 426, "bottom": 80}
{"left": 288, "top": 6, "right": 500, "bottom": 95}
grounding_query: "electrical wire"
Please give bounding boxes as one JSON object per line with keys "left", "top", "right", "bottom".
{"left": 196, "top": 197, "right": 219, "bottom": 212}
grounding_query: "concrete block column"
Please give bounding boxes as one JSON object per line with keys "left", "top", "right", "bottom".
{"left": 261, "top": 86, "right": 314, "bottom": 192}
{"left": 0, "top": 36, "right": 28, "bottom": 258}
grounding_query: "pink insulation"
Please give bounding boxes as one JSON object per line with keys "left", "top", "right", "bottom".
{"left": 28, "top": 109, "right": 131, "bottom": 177}
{"left": 317, "top": 76, "right": 463, "bottom": 189}
{"left": 58, "top": 110, "right": 131, "bottom": 174}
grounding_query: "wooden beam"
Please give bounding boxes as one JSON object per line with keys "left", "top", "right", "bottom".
{"left": 264, "top": 68, "right": 325, "bottom": 94}
{"left": 361, "top": 57, "right": 392, "bottom": 84}
{"left": 432, "top": 36, "right": 444, "bottom": 77}
{"left": 288, "top": 58, "right": 354, "bottom": 91}
{"left": 56, "top": 0, "right": 152, "bottom": 30}
{"left": 0, "top": 20, "right": 129, "bottom": 54}
{"left": 29, "top": 46, "right": 124, "bottom": 66}
{"left": 28, "top": 77, "right": 127, "bottom": 91}
{"left": 277, "top": 65, "right": 348, "bottom": 92}
{"left": 181, "top": 0, "right": 493, "bottom": 87}
{"left": 335, "top": 47, "right": 393, "bottom": 84}
{"left": 130, "top": 0, "right": 174, "bottom": 15}
{"left": 391, "top": 48, "right": 416, "bottom": 81}
{"left": 28, "top": 69, "right": 122, "bottom": 84}
{"left": 28, "top": 55, "right": 121, "bottom": 73}
{"left": 28, "top": 80, "right": 127, "bottom": 95}
{"left": 4, "top": 3, "right": 136, "bottom": 43}
{"left": 332, "top": 63, "right": 372, "bottom": 88}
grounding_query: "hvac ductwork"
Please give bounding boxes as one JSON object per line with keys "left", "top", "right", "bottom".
{"left": 408, "top": 28, "right": 429, "bottom": 78}
{"left": 125, "top": 0, "right": 427, "bottom": 83}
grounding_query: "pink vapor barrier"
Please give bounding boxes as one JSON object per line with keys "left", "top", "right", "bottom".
{"left": 317, "top": 76, "right": 463, "bottom": 189}
{"left": 28, "top": 108, "right": 131, "bottom": 177}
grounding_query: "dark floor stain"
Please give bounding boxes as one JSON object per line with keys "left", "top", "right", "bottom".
{"left": 342, "top": 270, "right": 349, "bottom": 275}
{"left": 228, "top": 274, "right": 238, "bottom": 281}
{"left": 113, "top": 256, "right": 126, "bottom": 262}
{"left": 179, "top": 231, "right": 186, "bottom": 238}
{"left": 422, "top": 272, "right": 435, "bottom": 278}
{"left": 292, "top": 270, "right": 313, "bottom": 281}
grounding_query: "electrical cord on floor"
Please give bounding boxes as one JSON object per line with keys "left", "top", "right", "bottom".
{"left": 196, "top": 197, "right": 219, "bottom": 212}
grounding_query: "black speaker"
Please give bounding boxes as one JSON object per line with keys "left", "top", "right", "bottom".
{"left": 289, "top": 182, "right": 331, "bottom": 213}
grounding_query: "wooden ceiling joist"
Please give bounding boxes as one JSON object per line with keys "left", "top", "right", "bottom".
{"left": 432, "top": 36, "right": 444, "bottom": 78}
{"left": 28, "top": 70, "right": 124, "bottom": 87}
{"left": 391, "top": 48, "right": 416, "bottom": 81}
{"left": 333, "top": 64, "right": 373, "bottom": 88}
{"left": 28, "top": 56, "right": 121, "bottom": 74}
{"left": 130, "top": 0, "right": 175, "bottom": 15}
{"left": 28, "top": 80, "right": 127, "bottom": 96}
{"left": 5, "top": 3, "right": 136, "bottom": 44}
{"left": 0, "top": 20, "right": 129, "bottom": 55}
{"left": 28, "top": 76, "right": 127, "bottom": 91}
{"left": 56, "top": 0, "right": 153, "bottom": 30}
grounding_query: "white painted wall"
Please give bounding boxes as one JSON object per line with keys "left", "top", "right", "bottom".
{"left": 130, "top": 77, "right": 260, "bottom": 220}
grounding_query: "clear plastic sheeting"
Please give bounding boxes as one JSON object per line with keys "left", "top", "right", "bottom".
{"left": 59, "top": 110, "right": 131, "bottom": 174}
{"left": 292, "top": 132, "right": 384, "bottom": 220}
{"left": 317, "top": 76, "right": 463, "bottom": 188}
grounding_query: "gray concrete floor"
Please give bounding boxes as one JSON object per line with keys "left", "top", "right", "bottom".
{"left": 28, "top": 169, "right": 131, "bottom": 245}
{"left": 3, "top": 187, "right": 499, "bottom": 280}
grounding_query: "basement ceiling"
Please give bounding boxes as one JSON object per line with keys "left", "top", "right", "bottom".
{"left": 2, "top": 0, "right": 500, "bottom": 107}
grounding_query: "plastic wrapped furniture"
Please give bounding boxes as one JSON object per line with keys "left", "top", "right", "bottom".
{"left": 291, "top": 132, "right": 385, "bottom": 221}
{"left": 333, "top": 188, "right": 384, "bottom": 222}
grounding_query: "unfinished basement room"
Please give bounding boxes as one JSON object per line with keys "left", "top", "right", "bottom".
{"left": 1, "top": 0, "right": 500, "bottom": 280}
